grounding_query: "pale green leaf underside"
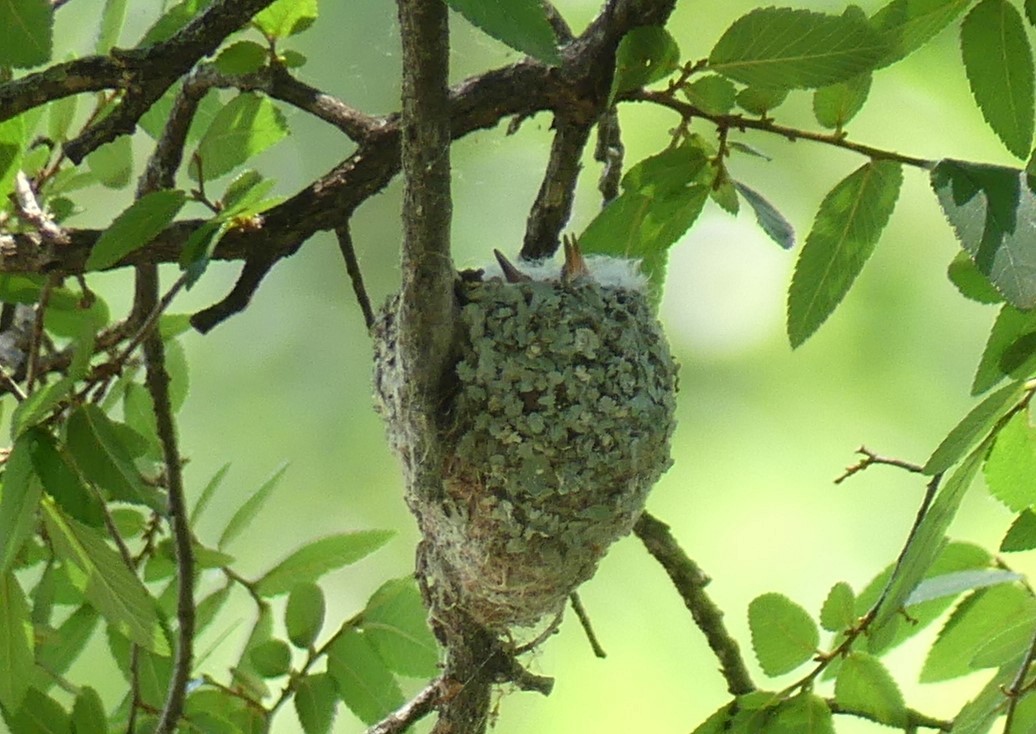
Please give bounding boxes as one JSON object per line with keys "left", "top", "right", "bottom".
{"left": 255, "top": 530, "right": 395, "bottom": 597}
{"left": 446, "top": 0, "right": 560, "bottom": 64}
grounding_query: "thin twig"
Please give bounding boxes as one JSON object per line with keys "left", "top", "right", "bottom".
{"left": 1004, "top": 630, "right": 1036, "bottom": 731}
{"left": 24, "top": 274, "right": 57, "bottom": 392}
{"left": 569, "top": 592, "right": 607, "bottom": 659}
{"left": 634, "top": 512, "right": 755, "bottom": 696}
{"left": 11, "top": 171, "right": 69, "bottom": 245}
{"left": 365, "top": 676, "right": 448, "bottom": 734}
{"left": 594, "top": 110, "right": 623, "bottom": 205}
{"left": 835, "top": 446, "right": 925, "bottom": 484}
{"left": 190, "top": 255, "right": 278, "bottom": 333}
{"left": 336, "top": 224, "right": 375, "bottom": 330}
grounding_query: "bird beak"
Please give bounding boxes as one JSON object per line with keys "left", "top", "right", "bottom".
{"left": 493, "top": 249, "right": 532, "bottom": 283}
{"left": 561, "top": 235, "right": 590, "bottom": 283}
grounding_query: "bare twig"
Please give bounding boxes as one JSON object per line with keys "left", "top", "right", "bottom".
{"left": 365, "top": 676, "right": 448, "bottom": 734}
{"left": 336, "top": 224, "right": 375, "bottom": 330}
{"left": 835, "top": 446, "right": 925, "bottom": 484}
{"left": 190, "top": 255, "right": 278, "bottom": 333}
{"left": 24, "top": 273, "right": 56, "bottom": 392}
{"left": 1004, "top": 630, "right": 1036, "bottom": 731}
{"left": 634, "top": 511, "right": 755, "bottom": 696}
{"left": 594, "top": 110, "right": 623, "bottom": 204}
{"left": 569, "top": 592, "right": 607, "bottom": 659}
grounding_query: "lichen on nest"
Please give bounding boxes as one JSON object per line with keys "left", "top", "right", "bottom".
{"left": 375, "top": 246, "right": 678, "bottom": 631}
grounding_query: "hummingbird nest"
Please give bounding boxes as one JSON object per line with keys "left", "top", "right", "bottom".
{"left": 374, "top": 243, "right": 678, "bottom": 631}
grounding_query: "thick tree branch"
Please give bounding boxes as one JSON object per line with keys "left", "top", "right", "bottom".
{"left": 634, "top": 512, "right": 755, "bottom": 696}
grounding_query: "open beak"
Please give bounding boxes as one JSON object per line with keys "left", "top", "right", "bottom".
{"left": 493, "top": 250, "right": 532, "bottom": 283}
{"left": 561, "top": 235, "right": 590, "bottom": 283}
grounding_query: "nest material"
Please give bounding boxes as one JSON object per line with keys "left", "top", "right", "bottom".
{"left": 375, "top": 268, "right": 678, "bottom": 630}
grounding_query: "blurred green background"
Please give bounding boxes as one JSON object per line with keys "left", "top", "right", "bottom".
{"left": 33, "top": 0, "right": 1036, "bottom": 731}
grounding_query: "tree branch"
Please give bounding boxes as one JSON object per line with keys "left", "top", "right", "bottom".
{"left": 634, "top": 512, "right": 755, "bottom": 696}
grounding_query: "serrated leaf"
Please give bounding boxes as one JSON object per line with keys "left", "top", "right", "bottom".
{"left": 734, "top": 181, "right": 795, "bottom": 249}
{"left": 769, "top": 693, "right": 835, "bottom": 734}
{"left": 327, "top": 628, "right": 404, "bottom": 725}
{"left": 735, "top": 86, "right": 788, "bottom": 115}
{"left": 611, "top": 26, "right": 680, "bottom": 99}
{"left": 294, "top": 673, "right": 337, "bottom": 734}
{"left": 362, "top": 577, "right": 439, "bottom": 677}
{"left": 42, "top": 501, "right": 168, "bottom": 655}
{"left": 932, "top": 160, "right": 1036, "bottom": 309}
{"left": 0, "top": 572, "right": 34, "bottom": 712}
{"left": 813, "top": 73, "right": 871, "bottom": 129}
{"left": 926, "top": 380, "right": 1025, "bottom": 473}
{"left": 1, "top": 688, "right": 69, "bottom": 733}
{"left": 0, "top": 432, "right": 43, "bottom": 575}
{"left": 96, "top": 0, "right": 128, "bottom": 53}
{"left": 748, "top": 592, "right": 819, "bottom": 676}
{"left": 190, "top": 462, "right": 230, "bottom": 524}
{"left": 906, "top": 569, "right": 1021, "bottom": 605}
{"left": 107, "top": 627, "right": 171, "bottom": 708}
{"left": 872, "top": 444, "right": 987, "bottom": 633}
{"left": 1002, "top": 508, "right": 1036, "bottom": 551}
{"left": 446, "top": 0, "right": 560, "bottom": 64}
{"left": 834, "top": 651, "right": 906, "bottom": 726}
{"left": 820, "top": 581, "right": 855, "bottom": 632}
{"left": 970, "top": 609, "right": 1036, "bottom": 667}
{"left": 286, "top": 582, "right": 325, "bottom": 649}
{"left": 254, "top": 0, "right": 317, "bottom": 39}
{"left": 71, "top": 686, "right": 107, "bottom": 734}
{"left": 954, "top": 663, "right": 1018, "bottom": 734}
{"left": 949, "top": 250, "right": 1004, "bottom": 304}
{"left": 86, "top": 190, "right": 186, "bottom": 271}
{"left": 36, "top": 605, "right": 98, "bottom": 684}
{"left": 787, "top": 160, "right": 903, "bottom": 347}
{"left": 871, "top": 0, "right": 972, "bottom": 66}
{"left": 0, "top": 0, "right": 53, "bottom": 67}
{"left": 25, "top": 427, "right": 103, "bottom": 528}
{"left": 984, "top": 410, "right": 1036, "bottom": 510}
{"left": 191, "top": 93, "right": 288, "bottom": 182}
{"left": 709, "top": 8, "right": 887, "bottom": 89}
{"left": 215, "top": 40, "right": 268, "bottom": 75}
{"left": 974, "top": 306, "right": 1036, "bottom": 394}
{"left": 922, "top": 584, "right": 1036, "bottom": 681}
{"left": 961, "top": 0, "right": 1034, "bottom": 158}
{"left": 255, "top": 530, "right": 394, "bottom": 597}
{"left": 249, "top": 638, "right": 292, "bottom": 678}
{"left": 66, "top": 405, "right": 163, "bottom": 509}
{"left": 683, "top": 75, "right": 736, "bottom": 116}
{"left": 218, "top": 462, "right": 288, "bottom": 549}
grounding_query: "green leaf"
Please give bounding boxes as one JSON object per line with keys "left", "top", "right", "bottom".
{"left": 191, "top": 93, "right": 288, "bottom": 182}
{"left": 961, "top": 0, "right": 1035, "bottom": 158}
{"left": 768, "top": 693, "right": 835, "bottom": 734}
{"left": 122, "top": 382, "right": 160, "bottom": 460}
{"left": 190, "top": 462, "right": 230, "bottom": 524}
{"left": 733, "top": 182, "right": 795, "bottom": 250}
{"left": 286, "top": 582, "right": 325, "bottom": 649}
{"left": 834, "top": 651, "right": 906, "bottom": 726}
{"left": 294, "top": 673, "right": 337, "bottom": 734}
{"left": 86, "top": 135, "right": 133, "bottom": 189}
{"left": 932, "top": 160, "right": 1036, "bottom": 309}
{"left": 984, "top": 410, "right": 1036, "bottom": 510}
{"left": 948, "top": 250, "right": 1004, "bottom": 304}
{"left": 446, "top": 0, "right": 560, "bottom": 65}
{"left": 255, "top": 530, "right": 394, "bottom": 597}
{"left": 36, "top": 605, "right": 98, "bottom": 684}
{"left": 42, "top": 501, "right": 168, "bottom": 655}
{"left": 106, "top": 627, "right": 171, "bottom": 709}
{"left": 974, "top": 306, "right": 1036, "bottom": 394}
{"left": 709, "top": 8, "right": 887, "bottom": 89}
{"left": 682, "top": 75, "right": 736, "bottom": 116}
{"left": 871, "top": 0, "right": 972, "bottom": 66}
{"left": 95, "top": 0, "right": 128, "bottom": 53}
{"left": 27, "top": 427, "right": 105, "bottom": 527}
{"left": 925, "top": 379, "right": 1025, "bottom": 473}
{"left": 1, "top": 688, "right": 69, "bottom": 734}
{"left": 970, "top": 609, "right": 1036, "bottom": 667}
{"left": 0, "top": 572, "right": 34, "bottom": 712}
{"left": 214, "top": 40, "right": 268, "bottom": 75}
{"left": 327, "top": 628, "right": 404, "bottom": 725}
{"left": 0, "top": 0, "right": 53, "bottom": 67}
{"left": 362, "top": 577, "right": 439, "bottom": 677}
{"left": 218, "top": 462, "right": 288, "bottom": 548}
{"left": 922, "top": 584, "right": 1036, "bottom": 681}
{"left": 66, "top": 405, "right": 163, "bottom": 509}
{"left": 0, "top": 114, "right": 27, "bottom": 199}
{"left": 906, "top": 569, "right": 1022, "bottom": 605}
{"left": 234, "top": 605, "right": 273, "bottom": 697}
{"left": 819, "top": 581, "right": 855, "bottom": 632}
{"left": 787, "top": 160, "right": 903, "bottom": 347}
{"left": 748, "top": 592, "right": 819, "bottom": 676}
{"left": 735, "top": 86, "right": 788, "bottom": 115}
{"left": 47, "top": 94, "right": 77, "bottom": 144}
{"left": 249, "top": 638, "right": 292, "bottom": 678}
{"left": 1002, "top": 508, "right": 1036, "bottom": 551}
{"left": 872, "top": 444, "right": 987, "bottom": 633}
{"left": 254, "top": 0, "right": 317, "bottom": 39}
{"left": 86, "top": 190, "right": 186, "bottom": 271}
{"left": 0, "top": 432, "right": 42, "bottom": 575}
{"left": 611, "top": 26, "right": 680, "bottom": 99}
{"left": 813, "top": 73, "right": 871, "bottom": 129}
{"left": 195, "top": 584, "right": 232, "bottom": 634}
{"left": 71, "top": 686, "right": 108, "bottom": 734}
